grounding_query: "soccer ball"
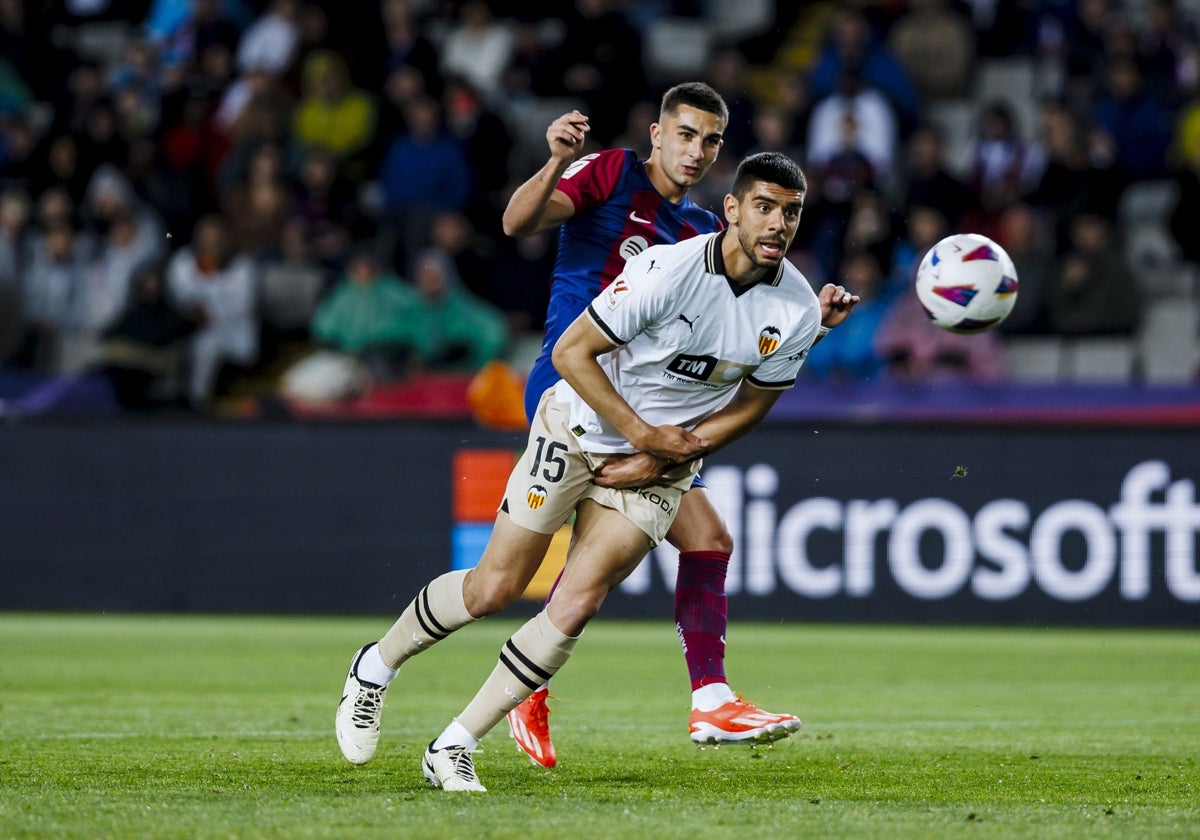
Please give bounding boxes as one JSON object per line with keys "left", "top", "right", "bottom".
{"left": 914, "top": 233, "right": 1019, "bottom": 334}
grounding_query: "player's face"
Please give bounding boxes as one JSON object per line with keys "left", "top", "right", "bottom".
{"left": 649, "top": 105, "right": 725, "bottom": 195}
{"left": 726, "top": 181, "right": 804, "bottom": 271}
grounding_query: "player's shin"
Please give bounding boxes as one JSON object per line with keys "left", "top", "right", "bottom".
{"left": 675, "top": 550, "right": 731, "bottom": 691}
{"left": 377, "top": 569, "right": 477, "bottom": 672}
{"left": 449, "top": 610, "right": 580, "bottom": 744}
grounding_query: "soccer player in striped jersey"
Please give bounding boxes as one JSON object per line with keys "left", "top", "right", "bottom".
{"left": 499, "top": 83, "right": 795, "bottom": 765}
{"left": 333, "top": 151, "right": 858, "bottom": 791}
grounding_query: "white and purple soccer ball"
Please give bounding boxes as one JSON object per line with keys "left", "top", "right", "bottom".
{"left": 914, "top": 233, "right": 1019, "bottom": 334}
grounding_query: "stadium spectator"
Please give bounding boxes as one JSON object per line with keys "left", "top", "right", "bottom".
{"left": 257, "top": 217, "right": 327, "bottom": 338}
{"left": 994, "top": 202, "right": 1056, "bottom": 336}
{"left": 68, "top": 167, "right": 168, "bottom": 370}
{"left": 1169, "top": 138, "right": 1200, "bottom": 269}
{"left": 887, "top": 0, "right": 975, "bottom": 102}
{"left": 808, "top": 8, "right": 920, "bottom": 137}
{"left": 0, "top": 116, "right": 37, "bottom": 194}
{"left": 401, "top": 246, "right": 509, "bottom": 373}
{"left": 807, "top": 68, "right": 897, "bottom": 184}
{"left": 707, "top": 45, "right": 758, "bottom": 158}
{"left": 803, "top": 249, "right": 888, "bottom": 382}
{"left": 19, "top": 221, "right": 92, "bottom": 373}
{"left": 309, "top": 245, "right": 418, "bottom": 379}
{"left": 1046, "top": 212, "right": 1140, "bottom": 337}
{"left": 31, "top": 133, "right": 92, "bottom": 206}
{"left": 902, "top": 124, "right": 976, "bottom": 231}
{"left": 166, "top": 213, "right": 258, "bottom": 406}
{"left": 441, "top": 76, "right": 514, "bottom": 223}
{"left": 1090, "top": 56, "right": 1173, "bottom": 182}
{"left": 377, "top": 94, "right": 471, "bottom": 265}
{"left": 219, "top": 141, "right": 290, "bottom": 258}
{"left": 534, "top": 0, "right": 645, "bottom": 145}
{"left": 292, "top": 49, "right": 376, "bottom": 179}
{"left": 438, "top": 0, "right": 513, "bottom": 106}
{"left": 876, "top": 275, "right": 1006, "bottom": 382}
{"left": 1026, "top": 99, "right": 1122, "bottom": 250}
{"left": 291, "top": 147, "right": 361, "bottom": 270}
{"left": 0, "top": 187, "right": 30, "bottom": 291}
{"left": 379, "top": 0, "right": 440, "bottom": 95}
{"left": 966, "top": 101, "right": 1039, "bottom": 222}
{"left": 235, "top": 0, "right": 301, "bottom": 76}
{"left": 94, "top": 259, "right": 199, "bottom": 410}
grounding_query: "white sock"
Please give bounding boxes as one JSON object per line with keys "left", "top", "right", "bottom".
{"left": 357, "top": 643, "right": 398, "bottom": 687}
{"left": 431, "top": 718, "right": 479, "bottom": 751}
{"left": 692, "top": 681, "right": 736, "bottom": 712}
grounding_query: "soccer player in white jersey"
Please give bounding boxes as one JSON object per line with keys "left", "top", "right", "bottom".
{"left": 334, "top": 152, "right": 859, "bottom": 791}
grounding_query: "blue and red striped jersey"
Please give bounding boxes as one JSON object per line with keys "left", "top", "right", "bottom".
{"left": 524, "top": 148, "right": 722, "bottom": 420}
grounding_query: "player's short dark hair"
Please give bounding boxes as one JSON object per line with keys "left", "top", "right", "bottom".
{"left": 660, "top": 82, "right": 728, "bottom": 125}
{"left": 732, "top": 152, "right": 807, "bottom": 199}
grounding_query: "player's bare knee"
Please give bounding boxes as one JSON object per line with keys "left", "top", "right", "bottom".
{"left": 668, "top": 525, "right": 733, "bottom": 555}
{"left": 462, "top": 570, "right": 523, "bottom": 617}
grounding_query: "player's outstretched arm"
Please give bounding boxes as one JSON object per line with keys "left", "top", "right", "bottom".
{"left": 553, "top": 313, "right": 707, "bottom": 464}
{"left": 502, "top": 110, "right": 590, "bottom": 238}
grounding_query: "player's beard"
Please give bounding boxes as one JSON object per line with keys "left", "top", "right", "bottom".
{"left": 737, "top": 225, "right": 785, "bottom": 271}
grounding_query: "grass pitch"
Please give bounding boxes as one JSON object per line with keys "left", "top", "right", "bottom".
{"left": 0, "top": 614, "right": 1197, "bottom": 839}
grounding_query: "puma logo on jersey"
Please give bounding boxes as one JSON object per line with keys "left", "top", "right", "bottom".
{"left": 677, "top": 313, "right": 699, "bottom": 331}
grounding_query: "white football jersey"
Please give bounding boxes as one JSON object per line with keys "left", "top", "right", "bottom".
{"left": 555, "top": 231, "right": 821, "bottom": 453}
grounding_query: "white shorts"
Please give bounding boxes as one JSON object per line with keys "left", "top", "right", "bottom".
{"left": 502, "top": 389, "right": 700, "bottom": 547}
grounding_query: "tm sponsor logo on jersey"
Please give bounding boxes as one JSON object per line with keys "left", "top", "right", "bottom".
{"left": 665, "top": 354, "right": 757, "bottom": 387}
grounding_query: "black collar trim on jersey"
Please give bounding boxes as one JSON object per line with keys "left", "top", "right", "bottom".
{"left": 705, "top": 231, "right": 785, "bottom": 298}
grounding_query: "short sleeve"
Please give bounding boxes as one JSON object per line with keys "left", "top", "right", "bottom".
{"left": 584, "top": 245, "right": 675, "bottom": 346}
{"left": 746, "top": 311, "right": 821, "bottom": 389}
{"left": 555, "top": 149, "right": 631, "bottom": 213}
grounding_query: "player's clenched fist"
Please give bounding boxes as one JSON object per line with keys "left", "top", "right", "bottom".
{"left": 547, "top": 110, "right": 590, "bottom": 161}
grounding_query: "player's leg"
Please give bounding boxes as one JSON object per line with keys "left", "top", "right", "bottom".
{"left": 336, "top": 383, "right": 587, "bottom": 766}
{"left": 668, "top": 485, "right": 802, "bottom": 746}
{"left": 336, "top": 515, "right": 555, "bottom": 765}
{"left": 423, "top": 500, "right": 651, "bottom": 791}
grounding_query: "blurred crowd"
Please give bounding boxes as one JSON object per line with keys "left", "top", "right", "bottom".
{"left": 0, "top": 0, "right": 1197, "bottom": 414}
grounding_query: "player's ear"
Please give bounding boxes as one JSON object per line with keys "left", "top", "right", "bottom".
{"left": 649, "top": 122, "right": 661, "bottom": 148}
{"left": 722, "top": 193, "right": 739, "bottom": 225}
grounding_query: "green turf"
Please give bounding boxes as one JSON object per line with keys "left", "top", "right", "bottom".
{"left": 0, "top": 614, "right": 1196, "bottom": 839}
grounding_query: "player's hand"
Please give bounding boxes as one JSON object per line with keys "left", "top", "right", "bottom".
{"left": 634, "top": 424, "right": 707, "bottom": 465}
{"left": 818, "top": 283, "right": 860, "bottom": 329}
{"left": 547, "top": 110, "right": 590, "bottom": 163}
{"left": 592, "top": 452, "right": 669, "bottom": 489}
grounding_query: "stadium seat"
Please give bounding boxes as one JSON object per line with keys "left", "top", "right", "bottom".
{"left": 504, "top": 96, "right": 588, "bottom": 167}
{"left": 710, "top": 0, "right": 774, "bottom": 39}
{"left": 1119, "top": 180, "right": 1179, "bottom": 228}
{"left": 924, "top": 99, "right": 975, "bottom": 178}
{"left": 644, "top": 18, "right": 713, "bottom": 85}
{"left": 1138, "top": 297, "right": 1200, "bottom": 384}
{"left": 974, "top": 57, "right": 1038, "bottom": 140}
{"left": 1062, "top": 337, "right": 1137, "bottom": 383}
{"left": 1003, "top": 336, "right": 1063, "bottom": 382}
{"left": 1125, "top": 224, "right": 1190, "bottom": 295}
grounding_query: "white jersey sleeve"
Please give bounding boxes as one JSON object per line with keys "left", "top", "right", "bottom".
{"left": 584, "top": 245, "right": 675, "bottom": 346}
{"left": 746, "top": 306, "right": 820, "bottom": 389}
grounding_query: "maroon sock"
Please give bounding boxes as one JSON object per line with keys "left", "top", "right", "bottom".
{"left": 674, "top": 550, "right": 730, "bottom": 691}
